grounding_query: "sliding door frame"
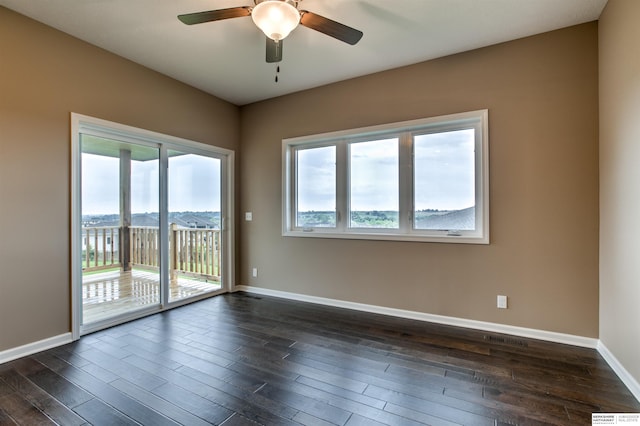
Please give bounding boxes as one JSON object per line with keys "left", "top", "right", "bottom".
{"left": 71, "top": 113, "right": 235, "bottom": 339}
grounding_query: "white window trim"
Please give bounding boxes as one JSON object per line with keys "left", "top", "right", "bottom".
{"left": 282, "top": 109, "right": 489, "bottom": 244}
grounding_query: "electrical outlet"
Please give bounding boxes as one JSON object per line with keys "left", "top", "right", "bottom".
{"left": 497, "top": 295, "right": 508, "bottom": 309}
{"left": 245, "top": 212, "right": 253, "bottom": 221}
{"left": 252, "top": 267, "right": 258, "bottom": 278}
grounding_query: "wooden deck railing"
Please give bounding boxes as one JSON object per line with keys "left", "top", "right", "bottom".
{"left": 170, "top": 224, "right": 221, "bottom": 282}
{"left": 130, "top": 226, "right": 159, "bottom": 268}
{"left": 83, "top": 226, "right": 120, "bottom": 271}
{"left": 83, "top": 224, "right": 221, "bottom": 281}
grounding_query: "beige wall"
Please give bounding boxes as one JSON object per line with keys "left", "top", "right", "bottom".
{"left": 0, "top": 7, "right": 239, "bottom": 351}
{"left": 599, "top": 0, "right": 640, "bottom": 386}
{"left": 240, "top": 23, "right": 600, "bottom": 337}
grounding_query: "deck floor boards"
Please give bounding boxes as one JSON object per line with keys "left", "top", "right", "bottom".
{"left": 82, "top": 269, "right": 222, "bottom": 324}
{"left": 1, "top": 292, "right": 639, "bottom": 425}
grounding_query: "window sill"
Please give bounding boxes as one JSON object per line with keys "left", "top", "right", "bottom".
{"left": 283, "top": 230, "right": 489, "bottom": 244}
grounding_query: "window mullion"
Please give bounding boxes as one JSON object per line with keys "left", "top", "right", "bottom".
{"left": 335, "top": 140, "right": 348, "bottom": 232}
{"left": 398, "top": 132, "right": 413, "bottom": 234}
{"left": 289, "top": 146, "right": 299, "bottom": 230}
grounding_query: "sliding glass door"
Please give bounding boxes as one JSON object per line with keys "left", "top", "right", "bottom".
{"left": 72, "top": 114, "right": 234, "bottom": 336}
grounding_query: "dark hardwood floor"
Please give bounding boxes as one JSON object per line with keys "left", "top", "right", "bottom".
{"left": 1, "top": 292, "right": 638, "bottom": 425}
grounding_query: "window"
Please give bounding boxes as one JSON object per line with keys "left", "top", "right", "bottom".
{"left": 350, "top": 138, "right": 399, "bottom": 229}
{"left": 296, "top": 145, "right": 336, "bottom": 228}
{"left": 282, "top": 110, "right": 489, "bottom": 243}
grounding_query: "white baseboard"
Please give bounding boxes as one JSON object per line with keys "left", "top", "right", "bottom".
{"left": 597, "top": 341, "right": 640, "bottom": 402}
{"left": 234, "top": 285, "right": 599, "bottom": 348}
{"left": 0, "top": 333, "right": 73, "bottom": 364}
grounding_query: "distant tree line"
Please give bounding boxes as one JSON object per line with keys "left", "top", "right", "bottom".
{"left": 298, "top": 209, "right": 453, "bottom": 228}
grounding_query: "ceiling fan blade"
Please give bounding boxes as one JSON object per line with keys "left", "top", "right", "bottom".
{"left": 299, "top": 11, "right": 363, "bottom": 45}
{"left": 178, "top": 7, "right": 251, "bottom": 25}
{"left": 266, "top": 37, "right": 283, "bottom": 63}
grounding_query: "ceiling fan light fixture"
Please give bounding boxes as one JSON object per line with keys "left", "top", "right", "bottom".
{"left": 252, "top": 0, "right": 300, "bottom": 41}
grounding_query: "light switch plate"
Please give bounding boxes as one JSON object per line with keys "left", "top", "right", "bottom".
{"left": 497, "top": 295, "right": 508, "bottom": 309}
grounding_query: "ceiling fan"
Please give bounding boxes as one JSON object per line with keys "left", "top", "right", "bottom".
{"left": 178, "top": 0, "right": 363, "bottom": 63}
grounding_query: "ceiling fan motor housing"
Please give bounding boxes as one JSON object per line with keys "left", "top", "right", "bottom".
{"left": 252, "top": 0, "right": 301, "bottom": 41}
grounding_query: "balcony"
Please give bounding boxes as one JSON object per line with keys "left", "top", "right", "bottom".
{"left": 82, "top": 224, "right": 222, "bottom": 324}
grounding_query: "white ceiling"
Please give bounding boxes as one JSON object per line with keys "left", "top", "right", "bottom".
{"left": 1, "top": 0, "right": 607, "bottom": 105}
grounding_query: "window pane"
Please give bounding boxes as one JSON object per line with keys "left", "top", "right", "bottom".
{"left": 296, "top": 146, "right": 336, "bottom": 227}
{"left": 80, "top": 136, "right": 160, "bottom": 325}
{"left": 349, "top": 138, "right": 399, "bottom": 228}
{"left": 167, "top": 151, "right": 223, "bottom": 303}
{"left": 414, "top": 129, "right": 475, "bottom": 230}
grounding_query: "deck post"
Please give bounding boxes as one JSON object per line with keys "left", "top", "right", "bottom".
{"left": 120, "top": 148, "right": 132, "bottom": 271}
{"left": 170, "top": 223, "right": 177, "bottom": 284}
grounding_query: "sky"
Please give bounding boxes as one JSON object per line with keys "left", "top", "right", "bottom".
{"left": 350, "top": 138, "right": 399, "bottom": 211}
{"left": 82, "top": 153, "right": 221, "bottom": 215}
{"left": 82, "top": 129, "right": 474, "bottom": 215}
{"left": 297, "top": 129, "right": 475, "bottom": 212}
{"left": 414, "top": 129, "right": 475, "bottom": 211}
